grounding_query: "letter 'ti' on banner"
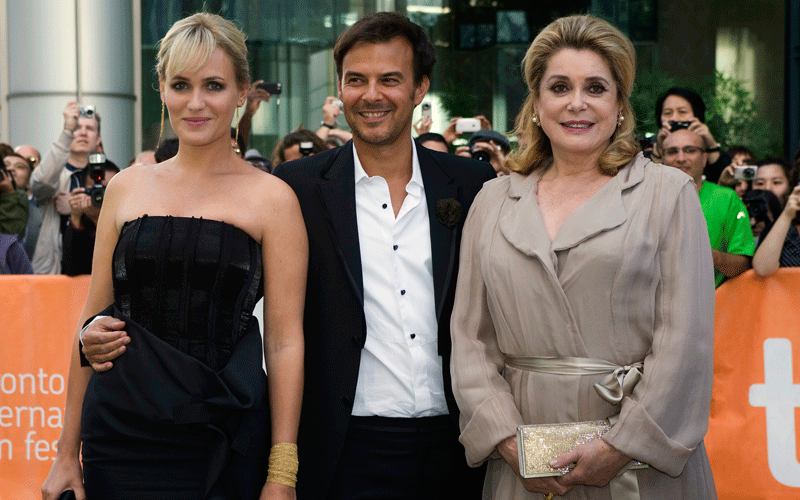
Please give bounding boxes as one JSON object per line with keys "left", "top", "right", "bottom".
{"left": 749, "top": 338, "right": 800, "bottom": 487}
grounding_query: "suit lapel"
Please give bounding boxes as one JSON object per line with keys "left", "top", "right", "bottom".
{"left": 316, "top": 143, "right": 364, "bottom": 305}
{"left": 418, "top": 146, "right": 458, "bottom": 322}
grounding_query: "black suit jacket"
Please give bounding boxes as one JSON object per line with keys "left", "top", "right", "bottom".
{"left": 273, "top": 141, "right": 495, "bottom": 500}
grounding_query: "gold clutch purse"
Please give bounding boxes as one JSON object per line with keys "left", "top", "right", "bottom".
{"left": 517, "top": 420, "right": 648, "bottom": 478}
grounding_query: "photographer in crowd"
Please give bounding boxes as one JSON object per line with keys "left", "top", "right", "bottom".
{"left": 661, "top": 128, "right": 753, "bottom": 287}
{"left": 14, "top": 144, "right": 41, "bottom": 168}
{"left": 455, "top": 129, "right": 511, "bottom": 176}
{"left": 752, "top": 157, "right": 800, "bottom": 275}
{"left": 3, "top": 153, "right": 41, "bottom": 258}
{"left": 61, "top": 156, "right": 119, "bottom": 276}
{"left": 271, "top": 128, "right": 328, "bottom": 166}
{"left": 30, "top": 102, "right": 102, "bottom": 274}
{"left": 315, "top": 96, "right": 353, "bottom": 144}
{"left": 1, "top": 154, "right": 30, "bottom": 240}
{"left": 651, "top": 87, "right": 731, "bottom": 183}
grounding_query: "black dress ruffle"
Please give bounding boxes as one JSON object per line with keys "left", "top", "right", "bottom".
{"left": 80, "top": 216, "right": 270, "bottom": 499}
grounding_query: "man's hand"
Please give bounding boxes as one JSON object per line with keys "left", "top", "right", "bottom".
{"left": 413, "top": 115, "right": 432, "bottom": 136}
{"left": 245, "top": 81, "right": 271, "bottom": 118}
{"left": 55, "top": 191, "right": 72, "bottom": 216}
{"left": 471, "top": 140, "right": 509, "bottom": 175}
{"left": 442, "top": 117, "right": 462, "bottom": 144}
{"left": 322, "top": 96, "right": 342, "bottom": 127}
{"left": 82, "top": 316, "right": 129, "bottom": 372}
{"left": 63, "top": 102, "right": 80, "bottom": 133}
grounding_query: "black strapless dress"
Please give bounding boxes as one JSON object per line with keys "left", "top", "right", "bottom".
{"left": 80, "top": 216, "right": 270, "bottom": 500}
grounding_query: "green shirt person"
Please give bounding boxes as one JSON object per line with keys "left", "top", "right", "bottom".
{"left": 661, "top": 129, "right": 754, "bottom": 287}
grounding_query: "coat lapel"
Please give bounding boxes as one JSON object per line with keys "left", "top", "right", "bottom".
{"left": 418, "top": 146, "right": 459, "bottom": 322}
{"left": 316, "top": 143, "right": 364, "bottom": 305}
{"left": 498, "top": 171, "right": 554, "bottom": 264}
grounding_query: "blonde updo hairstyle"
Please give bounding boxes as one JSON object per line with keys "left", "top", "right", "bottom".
{"left": 507, "top": 15, "right": 639, "bottom": 176}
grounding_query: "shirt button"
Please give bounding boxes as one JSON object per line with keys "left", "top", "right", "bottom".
{"left": 382, "top": 203, "right": 388, "bottom": 209}
{"left": 400, "top": 290, "right": 406, "bottom": 295}
{"left": 410, "top": 334, "right": 416, "bottom": 339}
{"left": 393, "top": 245, "right": 398, "bottom": 250}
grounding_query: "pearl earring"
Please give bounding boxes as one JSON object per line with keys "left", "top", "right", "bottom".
{"left": 617, "top": 112, "right": 624, "bottom": 127}
{"left": 532, "top": 115, "right": 540, "bottom": 126}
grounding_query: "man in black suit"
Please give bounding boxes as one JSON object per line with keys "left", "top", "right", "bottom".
{"left": 80, "top": 11, "right": 494, "bottom": 500}
{"left": 272, "top": 12, "right": 494, "bottom": 500}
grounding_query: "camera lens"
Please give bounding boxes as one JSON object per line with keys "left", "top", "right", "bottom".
{"left": 743, "top": 168, "right": 755, "bottom": 180}
{"left": 471, "top": 150, "right": 491, "bottom": 163}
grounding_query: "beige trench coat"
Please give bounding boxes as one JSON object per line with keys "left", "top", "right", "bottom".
{"left": 451, "top": 154, "right": 718, "bottom": 499}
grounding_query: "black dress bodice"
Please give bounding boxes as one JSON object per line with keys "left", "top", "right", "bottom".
{"left": 112, "top": 215, "right": 263, "bottom": 371}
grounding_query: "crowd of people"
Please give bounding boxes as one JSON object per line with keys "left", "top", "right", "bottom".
{"left": 0, "top": 7, "right": 789, "bottom": 500}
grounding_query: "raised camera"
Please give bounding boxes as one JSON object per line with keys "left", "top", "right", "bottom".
{"left": 470, "top": 144, "right": 491, "bottom": 163}
{"left": 299, "top": 141, "right": 314, "bottom": 157}
{"left": 668, "top": 120, "right": 692, "bottom": 131}
{"left": 456, "top": 118, "right": 480, "bottom": 133}
{"left": 86, "top": 153, "right": 106, "bottom": 207}
{"left": 79, "top": 105, "right": 95, "bottom": 118}
{"left": 333, "top": 99, "right": 344, "bottom": 111}
{"left": 734, "top": 165, "right": 757, "bottom": 181}
{"left": 421, "top": 101, "right": 431, "bottom": 119}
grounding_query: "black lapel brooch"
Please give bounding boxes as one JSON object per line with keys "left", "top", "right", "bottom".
{"left": 435, "top": 198, "right": 462, "bottom": 228}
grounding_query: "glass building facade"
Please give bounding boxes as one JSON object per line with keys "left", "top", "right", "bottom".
{"left": 140, "top": 0, "right": 668, "bottom": 159}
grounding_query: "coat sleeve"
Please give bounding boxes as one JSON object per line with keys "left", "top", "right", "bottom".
{"left": 30, "top": 130, "right": 73, "bottom": 203}
{"left": 603, "top": 178, "right": 715, "bottom": 476}
{"left": 450, "top": 186, "right": 523, "bottom": 467}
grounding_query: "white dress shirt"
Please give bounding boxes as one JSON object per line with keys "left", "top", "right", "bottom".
{"left": 351, "top": 141, "right": 448, "bottom": 417}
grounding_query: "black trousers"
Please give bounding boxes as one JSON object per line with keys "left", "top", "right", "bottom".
{"left": 326, "top": 415, "right": 485, "bottom": 500}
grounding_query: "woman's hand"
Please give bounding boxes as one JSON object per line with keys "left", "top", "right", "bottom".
{"left": 553, "top": 438, "right": 631, "bottom": 489}
{"left": 497, "top": 436, "right": 572, "bottom": 497}
{"left": 41, "top": 454, "right": 85, "bottom": 500}
{"left": 780, "top": 185, "right": 800, "bottom": 220}
{"left": 259, "top": 481, "right": 296, "bottom": 500}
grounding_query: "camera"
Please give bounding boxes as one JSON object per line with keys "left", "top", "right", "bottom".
{"left": 299, "top": 141, "right": 314, "bottom": 157}
{"left": 456, "top": 118, "right": 481, "bottom": 133}
{"left": 668, "top": 120, "right": 692, "bottom": 131}
{"left": 470, "top": 144, "right": 492, "bottom": 163}
{"left": 333, "top": 99, "right": 344, "bottom": 111}
{"left": 734, "top": 165, "right": 757, "bottom": 181}
{"left": 85, "top": 153, "right": 106, "bottom": 207}
{"left": 79, "top": 105, "right": 95, "bottom": 118}
{"left": 0, "top": 163, "right": 16, "bottom": 190}
{"left": 421, "top": 101, "right": 431, "bottom": 119}
{"left": 256, "top": 82, "right": 282, "bottom": 95}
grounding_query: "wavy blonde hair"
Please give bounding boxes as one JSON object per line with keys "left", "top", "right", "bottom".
{"left": 156, "top": 12, "right": 249, "bottom": 89}
{"left": 507, "top": 15, "right": 639, "bottom": 176}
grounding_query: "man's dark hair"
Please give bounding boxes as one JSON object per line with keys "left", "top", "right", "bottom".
{"left": 155, "top": 138, "right": 180, "bottom": 163}
{"left": 655, "top": 87, "right": 707, "bottom": 124}
{"left": 3, "top": 153, "right": 32, "bottom": 172}
{"left": 417, "top": 132, "right": 448, "bottom": 150}
{"left": 758, "top": 157, "right": 796, "bottom": 186}
{"left": 333, "top": 12, "right": 436, "bottom": 85}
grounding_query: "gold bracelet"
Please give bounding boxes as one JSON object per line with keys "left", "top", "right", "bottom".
{"left": 267, "top": 442, "right": 299, "bottom": 488}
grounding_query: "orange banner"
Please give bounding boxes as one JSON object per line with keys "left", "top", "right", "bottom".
{"left": 1, "top": 270, "right": 799, "bottom": 498}
{"left": 707, "top": 269, "right": 800, "bottom": 500}
{"left": 0, "top": 275, "right": 89, "bottom": 500}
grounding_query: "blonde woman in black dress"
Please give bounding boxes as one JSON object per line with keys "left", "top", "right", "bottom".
{"left": 42, "top": 13, "right": 307, "bottom": 500}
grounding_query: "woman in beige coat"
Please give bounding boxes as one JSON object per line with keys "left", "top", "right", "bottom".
{"left": 450, "top": 15, "right": 717, "bottom": 500}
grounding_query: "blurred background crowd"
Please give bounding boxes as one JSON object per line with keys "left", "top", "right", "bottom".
{"left": 1, "top": 0, "right": 799, "bottom": 289}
